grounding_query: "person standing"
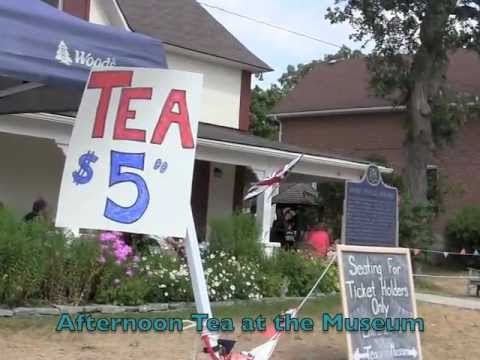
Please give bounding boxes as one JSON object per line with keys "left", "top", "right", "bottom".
{"left": 306, "top": 222, "right": 331, "bottom": 257}
{"left": 23, "top": 198, "right": 48, "bottom": 222}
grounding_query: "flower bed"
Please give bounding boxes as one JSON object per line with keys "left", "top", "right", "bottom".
{"left": 0, "top": 209, "right": 338, "bottom": 307}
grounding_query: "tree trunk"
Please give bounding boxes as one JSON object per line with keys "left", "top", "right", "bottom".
{"left": 405, "top": 77, "right": 434, "bottom": 206}
{"left": 404, "top": 0, "right": 455, "bottom": 206}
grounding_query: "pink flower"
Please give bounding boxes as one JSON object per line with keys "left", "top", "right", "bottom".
{"left": 99, "top": 255, "right": 106, "bottom": 264}
{"left": 133, "top": 255, "right": 140, "bottom": 263}
{"left": 100, "top": 232, "right": 117, "bottom": 242}
{"left": 125, "top": 268, "right": 133, "bottom": 277}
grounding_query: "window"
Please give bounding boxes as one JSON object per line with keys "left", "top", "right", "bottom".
{"left": 427, "top": 165, "right": 440, "bottom": 212}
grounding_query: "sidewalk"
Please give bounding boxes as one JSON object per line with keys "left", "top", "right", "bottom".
{"left": 416, "top": 292, "right": 480, "bottom": 310}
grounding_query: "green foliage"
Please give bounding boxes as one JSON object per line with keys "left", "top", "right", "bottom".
{"left": 204, "top": 252, "right": 263, "bottom": 301}
{"left": 0, "top": 209, "right": 338, "bottom": 307}
{"left": 208, "top": 213, "right": 262, "bottom": 259}
{"left": 0, "top": 210, "right": 45, "bottom": 306}
{"left": 250, "top": 85, "right": 283, "bottom": 139}
{"left": 399, "top": 196, "right": 435, "bottom": 249}
{"left": 64, "top": 238, "right": 103, "bottom": 305}
{"left": 430, "top": 92, "right": 480, "bottom": 148}
{"left": 446, "top": 206, "right": 480, "bottom": 251}
{"left": 260, "top": 250, "right": 338, "bottom": 297}
{"left": 96, "top": 276, "right": 151, "bottom": 306}
{"left": 141, "top": 254, "right": 193, "bottom": 303}
{"left": 0, "top": 209, "right": 101, "bottom": 306}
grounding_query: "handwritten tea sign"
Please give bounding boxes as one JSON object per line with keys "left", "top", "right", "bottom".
{"left": 337, "top": 245, "right": 422, "bottom": 360}
{"left": 56, "top": 68, "right": 203, "bottom": 237}
{"left": 343, "top": 165, "right": 399, "bottom": 247}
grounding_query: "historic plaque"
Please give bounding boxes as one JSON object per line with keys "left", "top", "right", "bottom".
{"left": 343, "top": 165, "right": 398, "bottom": 247}
{"left": 337, "top": 245, "right": 422, "bottom": 360}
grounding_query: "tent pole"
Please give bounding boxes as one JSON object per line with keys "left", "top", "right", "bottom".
{"left": 185, "top": 207, "right": 212, "bottom": 317}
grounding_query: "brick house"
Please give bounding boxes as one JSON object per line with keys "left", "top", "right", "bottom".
{"left": 272, "top": 49, "right": 480, "bottom": 237}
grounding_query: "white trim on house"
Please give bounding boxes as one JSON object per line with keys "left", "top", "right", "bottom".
{"left": 163, "top": 44, "right": 268, "bottom": 73}
{"left": 270, "top": 105, "right": 407, "bottom": 119}
{"left": 196, "top": 138, "right": 393, "bottom": 181}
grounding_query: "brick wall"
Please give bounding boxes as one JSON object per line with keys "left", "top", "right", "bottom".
{"left": 238, "top": 71, "right": 252, "bottom": 131}
{"left": 282, "top": 112, "right": 407, "bottom": 170}
{"left": 435, "top": 118, "right": 480, "bottom": 229}
{"left": 281, "top": 111, "right": 480, "bottom": 233}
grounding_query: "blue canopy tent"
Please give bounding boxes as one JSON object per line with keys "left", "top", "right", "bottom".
{"left": 0, "top": 0, "right": 167, "bottom": 113}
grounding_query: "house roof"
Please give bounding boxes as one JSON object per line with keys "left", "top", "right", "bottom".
{"left": 116, "top": 0, "right": 272, "bottom": 72}
{"left": 198, "top": 122, "right": 370, "bottom": 165}
{"left": 272, "top": 183, "right": 317, "bottom": 205}
{"left": 272, "top": 49, "right": 480, "bottom": 115}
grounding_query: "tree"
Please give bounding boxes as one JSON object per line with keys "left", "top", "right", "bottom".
{"left": 326, "top": 1, "right": 480, "bottom": 206}
{"left": 250, "top": 85, "right": 283, "bottom": 139}
{"left": 250, "top": 46, "right": 362, "bottom": 139}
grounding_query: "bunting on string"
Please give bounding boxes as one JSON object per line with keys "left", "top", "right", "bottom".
{"left": 410, "top": 247, "right": 480, "bottom": 257}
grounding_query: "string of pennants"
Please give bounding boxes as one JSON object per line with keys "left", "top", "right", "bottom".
{"left": 410, "top": 247, "right": 480, "bottom": 258}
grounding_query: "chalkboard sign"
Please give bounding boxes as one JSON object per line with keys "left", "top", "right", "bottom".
{"left": 337, "top": 245, "right": 422, "bottom": 360}
{"left": 343, "top": 165, "right": 398, "bottom": 247}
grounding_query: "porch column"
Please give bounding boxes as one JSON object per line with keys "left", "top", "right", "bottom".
{"left": 252, "top": 168, "right": 281, "bottom": 256}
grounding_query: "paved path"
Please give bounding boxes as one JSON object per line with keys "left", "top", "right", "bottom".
{"left": 416, "top": 293, "right": 480, "bottom": 310}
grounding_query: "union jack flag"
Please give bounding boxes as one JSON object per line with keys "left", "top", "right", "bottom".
{"left": 244, "top": 154, "right": 303, "bottom": 201}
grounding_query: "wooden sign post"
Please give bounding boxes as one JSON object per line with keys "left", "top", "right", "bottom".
{"left": 337, "top": 245, "right": 422, "bottom": 360}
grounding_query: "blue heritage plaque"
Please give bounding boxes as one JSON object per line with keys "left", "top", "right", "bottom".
{"left": 344, "top": 165, "right": 398, "bottom": 247}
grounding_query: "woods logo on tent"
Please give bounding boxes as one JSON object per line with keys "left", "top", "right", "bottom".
{"left": 55, "top": 40, "right": 116, "bottom": 68}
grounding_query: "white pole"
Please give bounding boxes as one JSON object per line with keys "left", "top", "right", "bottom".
{"left": 185, "top": 207, "right": 213, "bottom": 317}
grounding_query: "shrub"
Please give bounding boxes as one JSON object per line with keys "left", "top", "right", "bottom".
{"left": 64, "top": 238, "right": 102, "bottom": 305}
{"left": 136, "top": 251, "right": 263, "bottom": 303}
{"left": 204, "top": 251, "right": 262, "bottom": 301}
{"left": 0, "top": 209, "right": 102, "bottom": 306}
{"left": 140, "top": 254, "right": 192, "bottom": 303}
{"left": 208, "top": 213, "right": 262, "bottom": 259}
{"left": 0, "top": 208, "right": 338, "bottom": 306}
{"left": 399, "top": 196, "right": 435, "bottom": 249}
{"left": 260, "top": 250, "right": 338, "bottom": 297}
{"left": 0, "top": 210, "right": 45, "bottom": 305}
{"left": 446, "top": 206, "right": 480, "bottom": 251}
{"left": 96, "top": 275, "right": 151, "bottom": 306}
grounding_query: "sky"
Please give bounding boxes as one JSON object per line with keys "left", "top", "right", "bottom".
{"left": 199, "top": 0, "right": 364, "bottom": 88}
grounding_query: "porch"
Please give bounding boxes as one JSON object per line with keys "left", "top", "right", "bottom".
{"left": 0, "top": 112, "right": 392, "bottom": 249}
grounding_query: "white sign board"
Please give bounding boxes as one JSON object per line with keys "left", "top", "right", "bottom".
{"left": 56, "top": 68, "right": 203, "bottom": 237}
